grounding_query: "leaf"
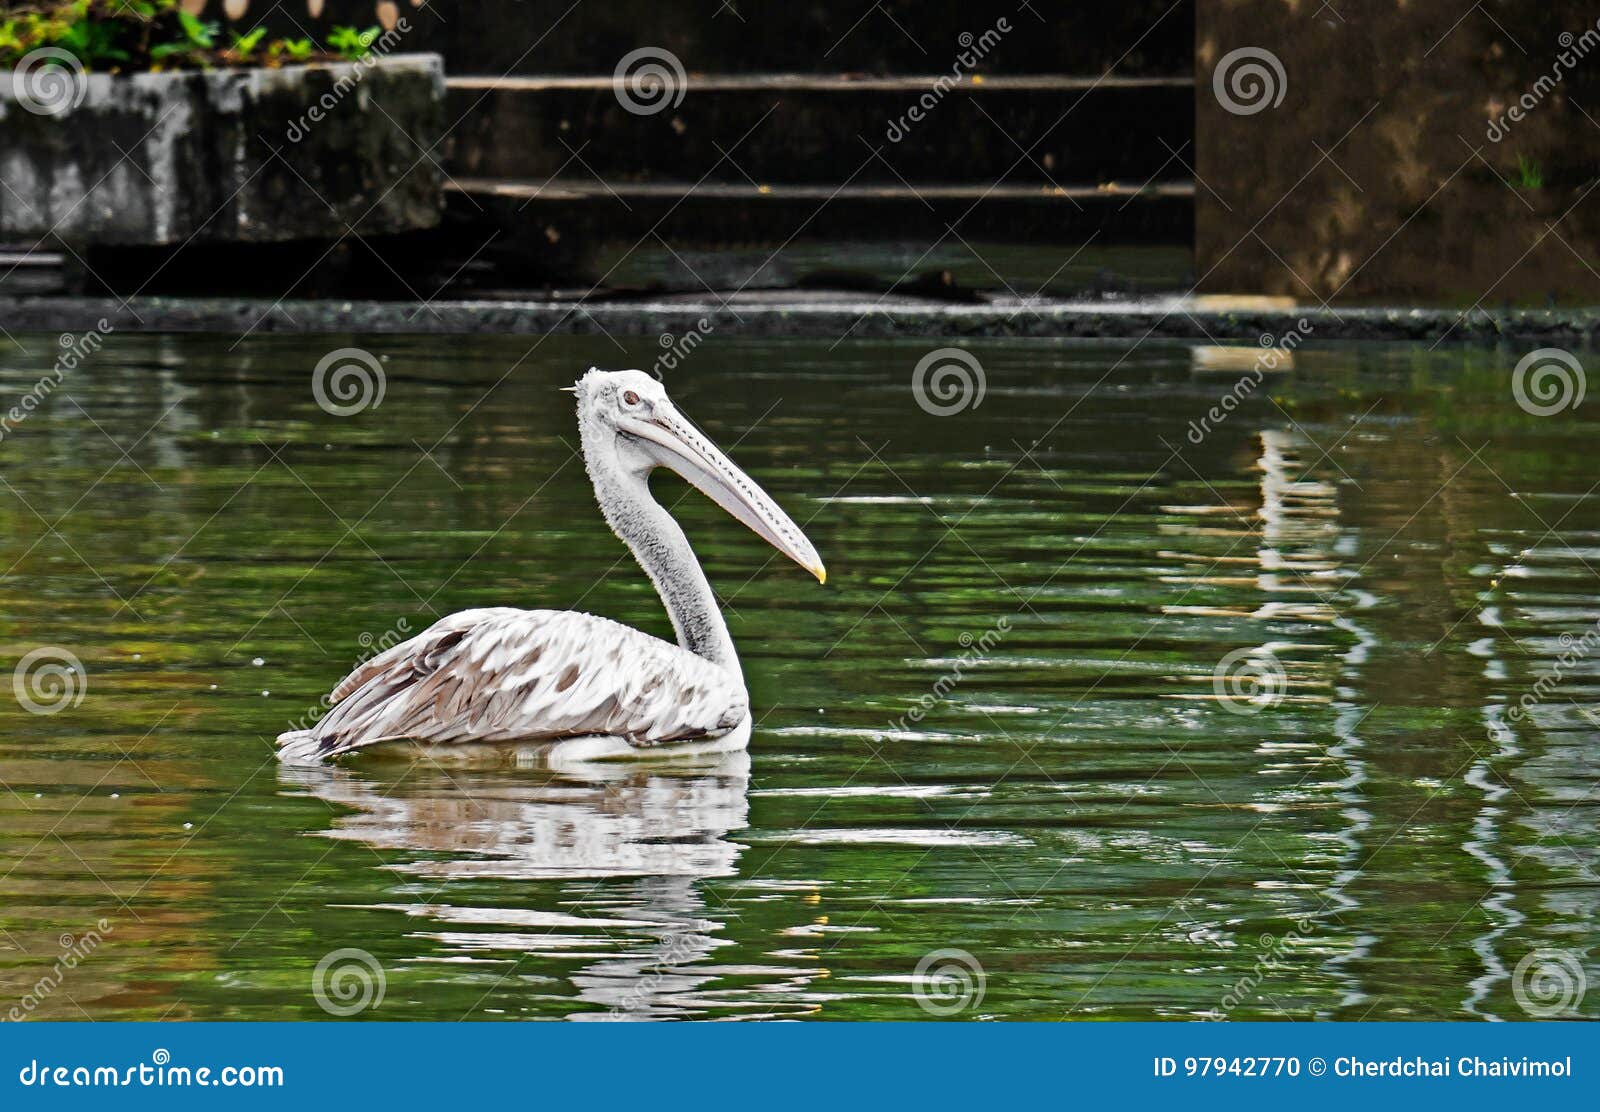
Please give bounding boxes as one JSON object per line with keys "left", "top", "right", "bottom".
{"left": 230, "top": 26, "right": 267, "bottom": 57}
{"left": 177, "top": 10, "right": 218, "bottom": 49}
{"left": 326, "top": 23, "right": 382, "bottom": 60}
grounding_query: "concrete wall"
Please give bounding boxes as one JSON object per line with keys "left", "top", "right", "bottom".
{"left": 0, "top": 55, "right": 444, "bottom": 247}
{"left": 1197, "top": 1, "right": 1600, "bottom": 304}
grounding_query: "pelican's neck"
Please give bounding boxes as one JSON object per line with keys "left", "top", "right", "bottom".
{"left": 583, "top": 434, "right": 740, "bottom": 676}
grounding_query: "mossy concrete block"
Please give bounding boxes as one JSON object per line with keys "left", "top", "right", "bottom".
{"left": 0, "top": 54, "right": 444, "bottom": 247}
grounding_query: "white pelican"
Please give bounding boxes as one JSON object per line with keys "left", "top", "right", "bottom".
{"left": 276, "top": 368, "right": 824, "bottom": 764}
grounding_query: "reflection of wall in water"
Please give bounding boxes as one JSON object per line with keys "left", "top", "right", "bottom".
{"left": 1467, "top": 526, "right": 1600, "bottom": 1014}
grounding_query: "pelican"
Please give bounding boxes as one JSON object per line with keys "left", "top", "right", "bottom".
{"left": 276, "top": 368, "right": 824, "bottom": 764}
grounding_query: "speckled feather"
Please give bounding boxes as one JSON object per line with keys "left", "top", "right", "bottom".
{"left": 280, "top": 607, "right": 747, "bottom": 760}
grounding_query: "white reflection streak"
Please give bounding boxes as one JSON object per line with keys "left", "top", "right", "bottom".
{"left": 1260, "top": 429, "right": 1372, "bottom": 1013}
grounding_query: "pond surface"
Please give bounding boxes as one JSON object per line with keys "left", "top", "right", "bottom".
{"left": 0, "top": 332, "right": 1596, "bottom": 1021}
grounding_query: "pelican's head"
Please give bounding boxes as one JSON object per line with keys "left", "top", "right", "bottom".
{"left": 570, "top": 368, "right": 825, "bottom": 583}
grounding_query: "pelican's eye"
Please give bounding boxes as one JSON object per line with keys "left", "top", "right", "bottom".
{"left": 622, "top": 390, "right": 641, "bottom": 407}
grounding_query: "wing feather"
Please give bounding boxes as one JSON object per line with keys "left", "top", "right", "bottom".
{"left": 280, "top": 609, "right": 747, "bottom": 760}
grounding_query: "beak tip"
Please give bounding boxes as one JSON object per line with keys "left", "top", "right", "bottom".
{"left": 812, "top": 565, "right": 827, "bottom": 585}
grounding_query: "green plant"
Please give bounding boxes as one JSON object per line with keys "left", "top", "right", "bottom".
{"left": 0, "top": 0, "right": 349, "bottom": 71}
{"left": 1515, "top": 154, "right": 1544, "bottom": 190}
{"left": 55, "top": 10, "right": 129, "bottom": 65}
{"left": 149, "top": 9, "right": 218, "bottom": 60}
{"left": 226, "top": 26, "right": 266, "bottom": 61}
{"left": 326, "top": 24, "right": 380, "bottom": 61}
{"left": 268, "top": 36, "right": 314, "bottom": 62}
{"left": 0, "top": 3, "right": 80, "bottom": 68}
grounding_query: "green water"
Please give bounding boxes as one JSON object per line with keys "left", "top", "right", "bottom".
{"left": 0, "top": 332, "right": 1595, "bottom": 1021}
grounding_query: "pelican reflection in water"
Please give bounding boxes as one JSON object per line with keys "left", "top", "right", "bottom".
{"left": 278, "top": 368, "right": 825, "bottom": 764}
{"left": 276, "top": 753, "right": 819, "bottom": 1019}
{"left": 280, "top": 752, "right": 753, "bottom": 881}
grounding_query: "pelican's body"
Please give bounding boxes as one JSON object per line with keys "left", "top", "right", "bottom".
{"left": 277, "top": 369, "right": 823, "bottom": 764}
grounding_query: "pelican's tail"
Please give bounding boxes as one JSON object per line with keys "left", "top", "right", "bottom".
{"left": 275, "top": 728, "right": 329, "bottom": 764}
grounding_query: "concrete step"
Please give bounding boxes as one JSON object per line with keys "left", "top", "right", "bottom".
{"left": 446, "top": 179, "right": 1194, "bottom": 275}
{"left": 445, "top": 74, "right": 1193, "bottom": 186}
{"left": 0, "top": 249, "right": 67, "bottom": 295}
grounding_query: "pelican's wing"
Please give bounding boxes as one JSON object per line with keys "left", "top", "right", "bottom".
{"left": 277, "top": 608, "right": 747, "bottom": 761}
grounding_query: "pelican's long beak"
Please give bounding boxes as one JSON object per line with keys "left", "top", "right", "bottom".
{"left": 625, "top": 403, "right": 826, "bottom": 583}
